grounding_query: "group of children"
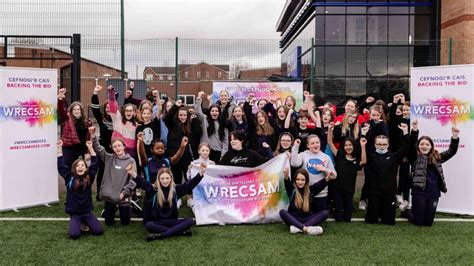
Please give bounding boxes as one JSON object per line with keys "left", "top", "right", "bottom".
{"left": 57, "top": 84, "right": 460, "bottom": 240}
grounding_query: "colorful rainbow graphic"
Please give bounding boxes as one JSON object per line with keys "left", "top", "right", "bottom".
{"left": 0, "top": 99, "right": 56, "bottom": 127}
{"left": 411, "top": 97, "right": 473, "bottom": 126}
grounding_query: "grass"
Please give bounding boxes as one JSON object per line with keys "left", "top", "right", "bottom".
{"left": 2, "top": 192, "right": 474, "bottom": 264}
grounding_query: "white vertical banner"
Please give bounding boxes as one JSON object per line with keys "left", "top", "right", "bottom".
{"left": 0, "top": 67, "right": 58, "bottom": 211}
{"left": 410, "top": 65, "right": 474, "bottom": 215}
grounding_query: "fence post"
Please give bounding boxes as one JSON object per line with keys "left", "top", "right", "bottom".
{"left": 120, "top": 0, "right": 125, "bottom": 79}
{"left": 175, "top": 37, "right": 179, "bottom": 99}
{"left": 71, "top": 34, "right": 81, "bottom": 102}
{"left": 310, "top": 38, "right": 315, "bottom": 95}
{"left": 448, "top": 38, "right": 453, "bottom": 65}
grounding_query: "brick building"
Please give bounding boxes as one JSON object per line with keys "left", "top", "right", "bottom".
{"left": 143, "top": 62, "right": 229, "bottom": 104}
{"left": 238, "top": 67, "right": 282, "bottom": 80}
{"left": 440, "top": 0, "right": 474, "bottom": 65}
{"left": 0, "top": 46, "right": 124, "bottom": 107}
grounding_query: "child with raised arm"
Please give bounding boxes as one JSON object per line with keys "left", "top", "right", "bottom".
{"left": 57, "top": 140, "right": 103, "bottom": 239}
{"left": 407, "top": 120, "right": 460, "bottom": 226}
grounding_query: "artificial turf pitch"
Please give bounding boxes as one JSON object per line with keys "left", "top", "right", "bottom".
{"left": 1, "top": 193, "right": 474, "bottom": 264}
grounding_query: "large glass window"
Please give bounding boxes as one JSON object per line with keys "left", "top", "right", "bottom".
{"left": 346, "top": 47, "right": 367, "bottom": 76}
{"left": 325, "top": 47, "right": 345, "bottom": 76}
{"left": 346, "top": 78, "right": 367, "bottom": 97}
{"left": 389, "top": 16, "right": 409, "bottom": 45}
{"left": 388, "top": 47, "right": 409, "bottom": 76}
{"left": 325, "top": 16, "right": 345, "bottom": 45}
{"left": 367, "top": 47, "right": 388, "bottom": 76}
{"left": 368, "top": 15, "right": 387, "bottom": 45}
{"left": 347, "top": 16, "right": 367, "bottom": 45}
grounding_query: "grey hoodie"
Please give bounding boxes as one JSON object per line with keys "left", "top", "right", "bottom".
{"left": 195, "top": 97, "right": 229, "bottom": 156}
{"left": 93, "top": 137, "right": 137, "bottom": 204}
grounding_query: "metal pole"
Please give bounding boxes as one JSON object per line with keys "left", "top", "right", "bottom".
{"left": 175, "top": 37, "right": 179, "bottom": 99}
{"left": 310, "top": 38, "right": 315, "bottom": 94}
{"left": 71, "top": 34, "right": 81, "bottom": 102}
{"left": 448, "top": 38, "right": 453, "bottom": 65}
{"left": 121, "top": 0, "right": 125, "bottom": 79}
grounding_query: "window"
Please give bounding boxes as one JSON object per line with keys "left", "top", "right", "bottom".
{"left": 160, "top": 93, "right": 168, "bottom": 100}
{"left": 196, "top": 71, "right": 201, "bottom": 79}
{"left": 347, "top": 16, "right": 366, "bottom": 45}
{"left": 325, "top": 47, "right": 345, "bottom": 76}
{"left": 178, "top": 94, "right": 195, "bottom": 105}
{"left": 206, "top": 71, "right": 210, "bottom": 79}
{"left": 346, "top": 47, "right": 367, "bottom": 76}
{"left": 159, "top": 75, "right": 164, "bottom": 81}
{"left": 184, "top": 71, "right": 189, "bottom": 79}
{"left": 389, "top": 16, "right": 409, "bottom": 45}
{"left": 167, "top": 75, "right": 173, "bottom": 81}
{"left": 145, "top": 74, "right": 153, "bottom": 81}
{"left": 325, "top": 15, "right": 345, "bottom": 45}
{"left": 367, "top": 47, "right": 388, "bottom": 76}
{"left": 218, "top": 72, "right": 222, "bottom": 79}
{"left": 368, "top": 16, "right": 387, "bottom": 45}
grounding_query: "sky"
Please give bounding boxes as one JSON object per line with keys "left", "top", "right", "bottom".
{"left": 125, "top": 0, "right": 286, "bottom": 39}
{"left": 0, "top": 0, "right": 287, "bottom": 77}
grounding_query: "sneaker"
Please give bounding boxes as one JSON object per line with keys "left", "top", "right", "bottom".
{"left": 396, "top": 195, "right": 403, "bottom": 205}
{"left": 306, "top": 226, "right": 323, "bottom": 236}
{"left": 100, "top": 209, "right": 105, "bottom": 218}
{"left": 290, "top": 226, "right": 303, "bottom": 234}
{"left": 182, "top": 229, "right": 193, "bottom": 237}
{"left": 187, "top": 198, "right": 194, "bottom": 208}
{"left": 358, "top": 200, "right": 367, "bottom": 211}
{"left": 177, "top": 199, "right": 182, "bottom": 209}
{"left": 80, "top": 223, "right": 90, "bottom": 232}
{"left": 399, "top": 200, "right": 409, "bottom": 211}
{"left": 146, "top": 233, "right": 163, "bottom": 241}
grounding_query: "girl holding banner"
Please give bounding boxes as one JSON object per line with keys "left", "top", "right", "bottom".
{"left": 408, "top": 121, "right": 460, "bottom": 226}
{"left": 219, "top": 130, "right": 267, "bottom": 167}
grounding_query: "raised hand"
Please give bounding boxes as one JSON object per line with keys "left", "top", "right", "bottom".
{"left": 125, "top": 90, "right": 133, "bottom": 99}
{"left": 262, "top": 142, "right": 270, "bottom": 149}
{"left": 58, "top": 88, "right": 66, "bottom": 100}
{"left": 199, "top": 162, "right": 207, "bottom": 176}
{"left": 107, "top": 85, "right": 113, "bottom": 91}
{"left": 411, "top": 120, "right": 418, "bottom": 131}
{"left": 366, "top": 96, "right": 375, "bottom": 104}
{"left": 137, "top": 132, "right": 144, "bottom": 142}
{"left": 360, "top": 138, "right": 367, "bottom": 146}
{"left": 328, "top": 121, "right": 335, "bottom": 131}
{"left": 398, "top": 123, "right": 409, "bottom": 135}
{"left": 294, "top": 139, "right": 301, "bottom": 146}
{"left": 126, "top": 163, "right": 135, "bottom": 176}
{"left": 93, "top": 85, "right": 102, "bottom": 94}
{"left": 361, "top": 124, "right": 370, "bottom": 135}
{"left": 181, "top": 136, "right": 189, "bottom": 146}
{"left": 452, "top": 127, "right": 460, "bottom": 139}
{"left": 88, "top": 126, "right": 96, "bottom": 136}
{"left": 283, "top": 167, "right": 289, "bottom": 179}
{"left": 197, "top": 91, "right": 206, "bottom": 99}
{"left": 57, "top": 140, "right": 63, "bottom": 150}
{"left": 85, "top": 140, "right": 93, "bottom": 149}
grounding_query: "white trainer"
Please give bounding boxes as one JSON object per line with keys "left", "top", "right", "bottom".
{"left": 177, "top": 199, "right": 182, "bottom": 209}
{"left": 358, "top": 200, "right": 367, "bottom": 211}
{"left": 307, "top": 226, "right": 323, "bottom": 236}
{"left": 187, "top": 198, "right": 194, "bottom": 208}
{"left": 399, "top": 200, "right": 409, "bottom": 211}
{"left": 290, "top": 226, "right": 303, "bottom": 234}
{"left": 396, "top": 195, "right": 403, "bottom": 205}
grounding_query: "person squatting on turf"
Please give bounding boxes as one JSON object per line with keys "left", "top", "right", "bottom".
{"left": 407, "top": 120, "right": 460, "bottom": 226}
{"left": 57, "top": 140, "right": 103, "bottom": 239}
{"left": 90, "top": 126, "right": 138, "bottom": 226}
{"left": 135, "top": 164, "right": 207, "bottom": 241}
{"left": 279, "top": 168, "right": 335, "bottom": 235}
{"left": 363, "top": 122, "right": 409, "bottom": 225}
{"left": 291, "top": 135, "right": 337, "bottom": 213}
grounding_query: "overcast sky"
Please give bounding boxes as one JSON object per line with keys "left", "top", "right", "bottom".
{"left": 124, "top": 0, "right": 286, "bottom": 39}
{"left": 0, "top": 0, "right": 287, "bottom": 77}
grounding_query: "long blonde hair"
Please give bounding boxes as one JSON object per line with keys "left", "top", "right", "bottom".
{"left": 153, "top": 168, "right": 176, "bottom": 208}
{"left": 342, "top": 111, "right": 360, "bottom": 138}
{"left": 294, "top": 169, "right": 310, "bottom": 213}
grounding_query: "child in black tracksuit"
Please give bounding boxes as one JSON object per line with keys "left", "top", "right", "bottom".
{"left": 407, "top": 121, "right": 460, "bottom": 226}
{"left": 279, "top": 168, "right": 333, "bottom": 235}
{"left": 135, "top": 164, "right": 206, "bottom": 241}
{"left": 164, "top": 103, "right": 202, "bottom": 184}
{"left": 57, "top": 140, "right": 103, "bottom": 239}
{"left": 363, "top": 123, "right": 409, "bottom": 225}
{"left": 327, "top": 123, "right": 367, "bottom": 222}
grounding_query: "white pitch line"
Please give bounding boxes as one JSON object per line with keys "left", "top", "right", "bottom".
{"left": 0, "top": 217, "right": 473, "bottom": 222}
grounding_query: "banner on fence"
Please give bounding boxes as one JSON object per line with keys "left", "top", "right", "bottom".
{"left": 189, "top": 154, "right": 290, "bottom": 225}
{"left": 410, "top": 64, "right": 474, "bottom": 215}
{"left": 0, "top": 67, "right": 58, "bottom": 211}
{"left": 212, "top": 82, "right": 303, "bottom": 111}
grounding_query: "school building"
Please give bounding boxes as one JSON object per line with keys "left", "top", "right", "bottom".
{"left": 276, "top": 0, "right": 473, "bottom": 106}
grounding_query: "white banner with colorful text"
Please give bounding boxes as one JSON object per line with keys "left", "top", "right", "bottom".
{"left": 410, "top": 65, "right": 473, "bottom": 215}
{"left": 190, "top": 154, "right": 290, "bottom": 225}
{"left": 212, "top": 82, "right": 304, "bottom": 111}
{"left": 0, "top": 67, "right": 58, "bottom": 211}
